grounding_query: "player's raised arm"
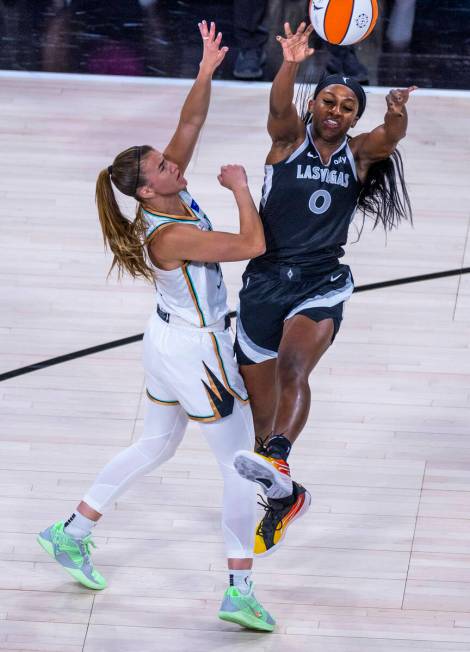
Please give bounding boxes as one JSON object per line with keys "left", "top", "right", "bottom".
{"left": 163, "top": 20, "right": 228, "bottom": 174}
{"left": 351, "top": 86, "right": 417, "bottom": 174}
{"left": 151, "top": 165, "right": 265, "bottom": 264}
{"left": 268, "top": 22, "right": 314, "bottom": 147}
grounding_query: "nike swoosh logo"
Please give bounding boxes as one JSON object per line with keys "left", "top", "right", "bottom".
{"left": 307, "top": 152, "right": 318, "bottom": 159}
{"left": 331, "top": 273, "right": 342, "bottom": 282}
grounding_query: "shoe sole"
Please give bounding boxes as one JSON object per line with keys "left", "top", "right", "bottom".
{"left": 219, "top": 610, "right": 274, "bottom": 632}
{"left": 233, "top": 451, "right": 293, "bottom": 499}
{"left": 255, "top": 489, "right": 312, "bottom": 558}
{"left": 36, "top": 534, "right": 107, "bottom": 590}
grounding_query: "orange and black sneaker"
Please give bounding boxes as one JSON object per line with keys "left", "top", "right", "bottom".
{"left": 254, "top": 482, "right": 311, "bottom": 557}
{"left": 233, "top": 449, "right": 293, "bottom": 500}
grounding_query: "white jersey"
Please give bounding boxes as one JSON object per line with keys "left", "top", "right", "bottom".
{"left": 144, "top": 189, "right": 229, "bottom": 327}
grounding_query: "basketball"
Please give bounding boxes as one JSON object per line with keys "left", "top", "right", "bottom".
{"left": 309, "top": 0, "right": 379, "bottom": 46}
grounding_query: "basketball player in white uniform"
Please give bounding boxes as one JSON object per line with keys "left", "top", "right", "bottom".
{"left": 37, "top": 21, "right": 275, "bottom": 632}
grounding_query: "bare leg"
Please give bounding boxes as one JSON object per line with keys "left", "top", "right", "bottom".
{"left": 76, "top": 502, "right": 101, "bottom": 522}
{"left": 240, "top": 358, "right": 277, "bottom": 440}
{"left": 273, "top": 315, "right": 334, "bottom": 445}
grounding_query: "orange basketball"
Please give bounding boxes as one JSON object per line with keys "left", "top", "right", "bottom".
{"left": 309, "top": 0, "right": 379, "bottom": 46}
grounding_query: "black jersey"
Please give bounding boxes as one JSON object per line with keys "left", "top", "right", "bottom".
{"left": 248, "top": 124, "right": 362, "bottom": 275}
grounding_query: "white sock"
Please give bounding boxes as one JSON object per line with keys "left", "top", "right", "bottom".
{"left": 63, "top": 511, "right": 96, "bottom": 540}
{"left": 229, "top": 569, "right": 252, "bottom": 594}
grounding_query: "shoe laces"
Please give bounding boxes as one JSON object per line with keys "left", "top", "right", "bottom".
{"left": 56, "top": 529, "right": 96, "bottom": 563}
{"left": 256, "top": 494, "right": 284, "bottom": 536}
{"left": 78, "top": 535, "right": 97, "bottom": 562}
{"left": 255, "top": 435, "right": 269, "bottom": 455}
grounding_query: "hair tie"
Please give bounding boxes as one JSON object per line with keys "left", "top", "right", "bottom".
{"left": 107, "top": 165, "right": 113, "bottom": 175}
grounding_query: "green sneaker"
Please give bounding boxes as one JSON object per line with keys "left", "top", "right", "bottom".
{"left": 218, "top": 583, "right": 275, "bottom": 632}
{"left": 37, "top": 521, "right": 107, "bottom": 590}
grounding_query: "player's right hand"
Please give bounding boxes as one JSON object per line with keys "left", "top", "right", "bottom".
{"left": 217, "top": 164, "right": 248, "bottom": 192}
{"left": 276, "top": 22, "right": 315, "bottom": 63}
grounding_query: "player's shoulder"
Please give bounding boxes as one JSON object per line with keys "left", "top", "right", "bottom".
{"left": 347, "top": 132, "right": 369, "bottom": 157}
{"left": 266, "top": 128, "right": 309, "bottom": 166}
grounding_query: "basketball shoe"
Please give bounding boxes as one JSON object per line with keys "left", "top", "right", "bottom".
{"left": 233, "top": 448, "right": 293, "bottom": 500}
{"left": 37, "top": 521, "right": 107, "bottom": 590}
{"left": 218, "top": 582, "right": 275, "bottom": 632}
{"left": 233, "top": 445, "right": 311, "bottom": 556}
{"left": 254, "top": 481, "right": 311, "bottom": 556}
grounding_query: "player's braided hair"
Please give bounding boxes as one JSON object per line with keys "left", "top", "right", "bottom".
{"left": 95, "top": 145, "right": 154, "bottom": 281}
{"left": 296, "top": 78, "right": 412, "bottom": 233}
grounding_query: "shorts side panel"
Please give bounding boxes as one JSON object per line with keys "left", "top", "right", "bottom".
{"left": 235, "top": 272, "right": 287, "bottom": 365}
{"left": 144, "top": 312, "right": 247, "bottom": 421}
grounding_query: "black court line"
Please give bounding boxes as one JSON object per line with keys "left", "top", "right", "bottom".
{"left": 1, "top": 266, "right": 469, "bottom": 382}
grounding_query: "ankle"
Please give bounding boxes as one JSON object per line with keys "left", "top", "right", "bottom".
{"left": 266, "top": 434, "right": 292, "bottom": 460}
{"left": 63, "top": 511, "right": 96, "bottom": 540}
{"left": 229, "top": 569, "right": 252, "bottom": 594}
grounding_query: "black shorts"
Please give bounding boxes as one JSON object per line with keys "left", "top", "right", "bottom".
{"left": 235, "top": 263, "right": 354, "bottom": 365}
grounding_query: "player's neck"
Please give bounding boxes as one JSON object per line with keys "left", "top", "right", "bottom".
{"left": 143, "top": 193, "right": 187, "bottom": 217}
{"left": 312, "top": 134, "right": 346, "bottom": 166}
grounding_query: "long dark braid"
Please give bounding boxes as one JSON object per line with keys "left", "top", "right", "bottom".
{"left": 356, "top": 148, "right": 412, "bottom": 231}
{"left": 295, "top": 77, "right": 413, "bottom": 232}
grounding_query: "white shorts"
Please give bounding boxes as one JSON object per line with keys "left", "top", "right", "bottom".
{"left": 143, "top": 311, "right": 249, "bottom": 422}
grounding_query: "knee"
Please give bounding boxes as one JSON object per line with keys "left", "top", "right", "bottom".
{"left": 277, "top": 353, "right": 310, "bottom": 388}
{"left": 134, "top": 431, "right": 180, "bottom": 466}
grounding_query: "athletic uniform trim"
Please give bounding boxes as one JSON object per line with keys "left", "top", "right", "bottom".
{"left": 210, "top": 333, "right": 249, "bottom": 402}
{"left": 306, "top": 124, "right": 347, "bottom": 165}
{"left": 182, "top": 262, "right": 206, "bottom": 327}
{"left": 146, "top": 221, "right": 181, "bottom": 243}
{"left": 285, "top": 273, "right": 354, "bottom": 320}
{"left": 345, "top": 144, "right": 358, "bottom": 181}
{"left": 285, "top": 134, "right": 309, "bottom": 164}
{"left": 187, "top": 412, "right": 220, "bottom": 423}
{"left": 146, "top": 389, "right": 179, "bottom": 406}
{"left": 144, "top": 204, "right": 200, "bottom": 241}
{"left": 143, "top": 206, "right": 199, "bottom": 221}
{"left": 261, "top": 165, "right": 274, "bottom": 208}
{"left": 236, "top": 312, "right": 278, "bottom": 364}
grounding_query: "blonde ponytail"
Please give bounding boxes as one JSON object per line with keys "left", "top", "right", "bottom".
{"left": 95, "top": 146, "right": 154, "bottom": 282}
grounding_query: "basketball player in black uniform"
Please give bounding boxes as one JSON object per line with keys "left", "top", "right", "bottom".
{"left": 233, "top": 21, "right": 415, "bottom": 555}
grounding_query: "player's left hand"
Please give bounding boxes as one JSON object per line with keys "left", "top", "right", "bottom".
{"left": 199, "top": 20, "right": 228, "bottom": 74}
{"left": 386, "top": 86, "right": 418, "bottom": 114}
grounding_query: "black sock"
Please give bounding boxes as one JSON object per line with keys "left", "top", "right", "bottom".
{"left": 266, "top": 434, "right": 292, "bottom": 460}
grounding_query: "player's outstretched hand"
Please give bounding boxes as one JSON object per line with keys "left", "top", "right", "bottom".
{"left": 199, "top": 20, "right": 228, "bottom": 74}
{"left": 386, "top": 86, "right": 418, "bottom": 114}
{"left": 276, "top": 22, "right": 314, "bottom": 63}
{"left": 217, "top": 165, "right": 249, "bottom": 192}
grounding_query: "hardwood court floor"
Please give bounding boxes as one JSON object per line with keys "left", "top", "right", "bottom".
{"left": 0, "top": 73, "right": 469, "bottom": 651}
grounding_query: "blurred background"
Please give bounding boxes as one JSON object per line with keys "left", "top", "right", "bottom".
{"left": 0, "top": 0, "right": 469, "bottom": 89}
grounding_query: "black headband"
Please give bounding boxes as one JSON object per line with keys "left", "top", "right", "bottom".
{"left": 134, "top": 146, "right": 141, "bottom": 196}
{"left": 313, "top": 74, "right": 367, "bottom": 118}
